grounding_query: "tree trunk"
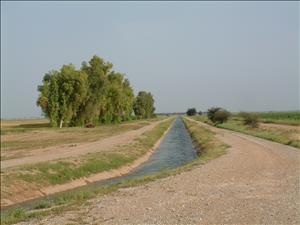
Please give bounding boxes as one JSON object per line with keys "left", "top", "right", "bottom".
{"left": 59, "top": 119, "right": 63, "bottom": 128}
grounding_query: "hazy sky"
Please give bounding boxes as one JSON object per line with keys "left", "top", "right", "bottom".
{"left": 1, "top": 1, "right": 299, "bottom": 118}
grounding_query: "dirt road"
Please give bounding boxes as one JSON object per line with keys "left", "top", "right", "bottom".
{"left": 1, "top": 119, "right": 168, "bottom": 169}
{"left": 17, "top": 118, "right": 300, "bottom": 225}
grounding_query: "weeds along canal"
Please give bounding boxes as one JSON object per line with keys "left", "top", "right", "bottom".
{"left": 2, "top": 116, "right": 198, "bottom": 212}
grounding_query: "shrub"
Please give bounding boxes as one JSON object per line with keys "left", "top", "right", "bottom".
{"left": 198, "top": 111, "right": 202, "bottom": 115}
{"left": 214, "top": 110, "right": 230, "bottom": 124}
{"left": 186, "top": 108, "right": 197, "bottom": 116}
{"left": 240, "top": 112, "right": 259, "bottom": 128}
{"left": 207, "top": 107, "right": 221, "bottom": 122}
{"left": 207, "top": 107, "right": 230, "bottom": 124}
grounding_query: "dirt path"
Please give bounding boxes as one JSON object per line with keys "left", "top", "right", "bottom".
{"left": 1, "top": 119, "right": 169, "bottom": 169}
{"left": 19, "top": 117, "right": 300, "bottom": 225}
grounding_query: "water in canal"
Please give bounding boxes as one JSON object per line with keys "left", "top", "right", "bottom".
{"left": 3, "top": 116, "right": 197, "bottom": 211}
{"left": 93, "top": 116, "right": 197, "bottom": 186}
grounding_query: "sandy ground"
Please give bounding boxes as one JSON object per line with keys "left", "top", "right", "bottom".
{"left": 1, "top": 119, "right": 168, "bottom": 170}
{"left": 18, "top": 118, "right": 300, "bottom": 225}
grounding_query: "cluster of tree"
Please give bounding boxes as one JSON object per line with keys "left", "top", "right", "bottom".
{"left": 134, "top": 91, "right": 155, "bottom": 119}
{"left": 186, "top": 108, "right": 197, "bottom": 116}
{"left": 186, "top": 106, "right": 261, "bottom": 128}
{"left": 186, "top": 108, "right": 202, "bottom": 116}
{"left": 37, "top": 55, "right": 155, "bottom": 128}
{"left": 207, "top": 107, "right": 230, "bottom": 124}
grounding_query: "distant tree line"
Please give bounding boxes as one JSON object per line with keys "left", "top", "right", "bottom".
{"left": 37, "top": 55, "right": 155, "bottom": 128}
{"left": 186, "top": 107, "right": 230, "bottom": 124}
{"left": 186, "top": 108, "right": 201, "bottom": 116}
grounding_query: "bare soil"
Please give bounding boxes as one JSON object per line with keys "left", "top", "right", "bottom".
{"left": 19, "top": 118, "right": 300, "bottom": 225}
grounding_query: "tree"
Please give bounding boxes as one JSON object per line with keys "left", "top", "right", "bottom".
{"left": 207, "top": 107, "right": 221, "bottom": 123}
{"left": 37, "top": 71, "right": 60, "bottom": 127}
{"left": 186, "top": 108, "right": 197, "bottom": 116}
{"left": 58, "top": 64, "right": 88, "bottom": 128}
{"left": 121, "top": 78, "right": 135, "bottom": 121}
{"left": 198, "top": 111, "right": 203, "bottom": 115}
{"left": 105, "top": 72, "right": 134, "bottom": 123}
{"left": 133, "top": 91, "right": 155, "bottom": 119}
{"left": 207, "top": 107, "right": 230, "bottom": 124}
{"left": 37, "top": 65, "right": 88, "bottom": 128}
{"left": 79, "top": 55, "right": 112, "bottom": 125}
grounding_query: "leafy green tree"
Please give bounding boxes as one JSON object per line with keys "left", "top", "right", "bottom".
{"left": 122, "top": 78, "right": 135, "bottom": 121}
{"left": 79, "top": 55, "right": 112, "bottom": 125}
{"left": 58, "top": 64, "right": 88, "bottom": 127}
{"left": 105, "top": 72, "right": 134, "bottom": 123}
{"left": 37, "top": 71, "right": 60, "bottom": 127}
{"left": 37, "top": 65, "right": 88, "bottom": 127}
{"left": 133, "top": 91, "right": 155, "bottom": 119}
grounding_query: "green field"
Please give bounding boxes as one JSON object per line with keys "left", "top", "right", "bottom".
{"left": 255, "top": 111, "right": 300, "bottom": 125}
{"left": 230, "top": 111, "right": 300, "bottom": 125}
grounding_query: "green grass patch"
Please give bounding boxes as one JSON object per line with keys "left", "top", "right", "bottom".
{"left": 18, "top": 153, "right": 135, "bottom": 185}
{"left": 1, "top": 208, "right": 49, "bottom": 225}
{"left": 33, "top": 200, "right": 52, "bottom": 210}
{"left": 1, "top": 208, "right": 28, "bottom": 225}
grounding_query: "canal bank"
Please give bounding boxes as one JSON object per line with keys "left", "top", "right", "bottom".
{"left": 2, "top": 116, "right": 199, "bottom": 213}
